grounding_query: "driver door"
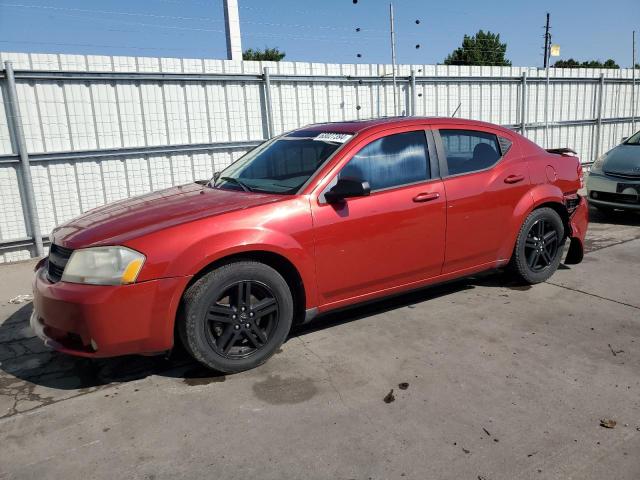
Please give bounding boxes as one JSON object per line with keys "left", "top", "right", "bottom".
{"left": 311, "top": 127, "right": 447, "bottom": 308}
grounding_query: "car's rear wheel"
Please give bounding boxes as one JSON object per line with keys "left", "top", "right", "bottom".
{"left": 511, "top": 207, "right": 565, "bottom": 284}
{"left": 179, "top": 261, "right": 293, "bottom": 373}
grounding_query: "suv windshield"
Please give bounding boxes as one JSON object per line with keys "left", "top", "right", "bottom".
{"left": 212, "top": 131, "right": 352, "bottom": 194}
{"left": 624, "top": 131, "right": 640, "bottom": 145}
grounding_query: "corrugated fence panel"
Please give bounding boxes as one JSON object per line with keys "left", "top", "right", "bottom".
{"left": 0, "top": 51, "right": 638, "bottom": 261}
{"left": 0, "top": 86, "right": 12, "bottom": 154}
{"left": 0, "top": 165, "right": 27, "bottom": 240}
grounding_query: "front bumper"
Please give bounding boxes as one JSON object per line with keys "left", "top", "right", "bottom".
{"left": 586, "top": 172, "right": 640, "bottom": 210}
{"left": 31, "top": 267, "right": 191, "bottom": 358}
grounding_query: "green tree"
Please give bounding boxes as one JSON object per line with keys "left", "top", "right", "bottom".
{"left": 242, "top": 47, "right": 286, "bottom": 61}
{"left": 553, "top": 58, "right": 619, "bottom": 68}
{"left": 443, "top": 30, "right": 511, "bottom": 66}
{"left": 553, "top": 58, "right": 580, "bottom": 68}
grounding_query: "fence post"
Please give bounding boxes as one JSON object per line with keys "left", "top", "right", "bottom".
{"left": 520, "top": 71, "right": 527, "bottom": 135}
{"left": 410, "top": 70, "right": 417, "bottom": 116}
{"left": 594, "top": 73, "right": 605, "bottom": 161}
{"left": 262, "top": 66, "right": 274, "bottom": 138}
{"left": 3, "top": 61, "right": 44, "bottom": 258}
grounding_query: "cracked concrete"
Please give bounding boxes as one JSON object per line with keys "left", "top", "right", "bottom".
{"left": 0, "top": 206, "right": 639, "bottom": 479}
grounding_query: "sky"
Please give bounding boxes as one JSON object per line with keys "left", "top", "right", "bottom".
{"left": 0, "top": 0, "right": 638, "bottom": 67}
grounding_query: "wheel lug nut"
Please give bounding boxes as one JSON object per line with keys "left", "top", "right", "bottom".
{"left": 234, "top": 325, "right": 240, "bottom": 330}
{"left": 232, "top": 314, "right": 237, "bottom": 319}
{"left": 241, "top": 307, "right": 246, "bottom": 312}
{"left": 245, "top": 323, "right": 250, "bottom": 328}
{"left": 249, "top": 312, "right": 254, "bottom": 317}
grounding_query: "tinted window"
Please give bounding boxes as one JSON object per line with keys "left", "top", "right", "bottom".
{"left": 339, "top": 131, "right": 430, "bottom": 190}
{"left": 440, "top": 129, "right": 502, "bottom": 175}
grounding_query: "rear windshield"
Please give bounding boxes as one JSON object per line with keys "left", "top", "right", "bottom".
{"left": 212, "top": 131, "right": 352, "bottom": 194}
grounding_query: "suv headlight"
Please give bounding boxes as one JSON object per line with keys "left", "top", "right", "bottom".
{"left": 591, "top": 153, "right": 607, "bottom": 172}
{"left": 61, "top": 246, "right": 145, "bottom": 285}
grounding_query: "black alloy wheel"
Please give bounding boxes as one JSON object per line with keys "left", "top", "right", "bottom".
{"left": 179, "top": 261, "right": 294, "bottom": 373}
{"left": 524, "top": 218, "right": 560, "bottom": 272}
{"left": 206, "top": 280, "right": 279, "bottom": 359}
{"left": 511, "top": 207, "right": 565, "bottom": 284}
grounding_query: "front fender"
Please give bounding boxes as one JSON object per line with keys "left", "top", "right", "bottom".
{"left": 127, "top": 198, "right": 318, "bottom": 307}
{"left": 186, "top": 228, "right": 315, "bottom": 290}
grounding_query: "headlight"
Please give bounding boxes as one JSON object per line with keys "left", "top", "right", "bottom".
{"left": 61, "top": 246, "right": 145, "bottom": 285}
{"left": 591, "top": 153, "right": 607, "bottom": 172}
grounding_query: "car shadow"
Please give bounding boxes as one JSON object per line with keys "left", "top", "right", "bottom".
{"left": 0, "top": 303, "right": 206, "bottom": 392}
{"left": 290, "top": 269, "right": 538, "bottom": 338}
{"left": 0, "top": 270, "right": 523, "bottom": 392}
{"left": 588, "top": 205, "right": 640, "bottom": 226}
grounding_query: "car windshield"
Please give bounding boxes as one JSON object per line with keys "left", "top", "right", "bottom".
{"left": 624, "top": 131, "right": 640, "bottom": 145}
{"left": 212, "top": 131, "right": 352, "bottom": 194}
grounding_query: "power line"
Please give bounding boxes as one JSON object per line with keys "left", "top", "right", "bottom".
{"left": 0, "top": 2, "right": 382, "bottom": 35}
{"left": 0, "top": 39, "right": 201, "bottom": 53}
{"left": 0, "top": 2, "right": 218, "bottom": 22}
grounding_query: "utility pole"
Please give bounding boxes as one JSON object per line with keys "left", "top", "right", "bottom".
{"left": 543, "top": 12, "right": 551, "bottom": 146}
{"left": 543, "top": 12, "right": 551, "bottom": 68}
{"left": 633, "top": 30, "right": 636, "bottom": 133}
{"left": 223, "top": 0, "right": 242, "bottom": 61}
{"left": 389, "top": 2, "right": 398, "bottom": 116}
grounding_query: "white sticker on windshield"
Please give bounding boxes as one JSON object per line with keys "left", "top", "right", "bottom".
{"left": 314, "top": 133, "right": 353, "bottom": 144}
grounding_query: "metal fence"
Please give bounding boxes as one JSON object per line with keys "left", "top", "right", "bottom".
{"left": 0, "top": 51, "right": 638, "bottom": 262}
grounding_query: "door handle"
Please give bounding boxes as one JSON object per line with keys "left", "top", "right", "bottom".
{"left": 504, "top": 174, "right": 525, "bottom": 184}
{"left": 413, "top": 192, "right": 440, "bottom": 202}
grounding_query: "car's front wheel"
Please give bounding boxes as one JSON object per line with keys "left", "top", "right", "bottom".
{"left": 511, "top": 207, "right": 565, "bottom": 284}
{"left": 179, "top": 261, "right": 293, "bottom": 373}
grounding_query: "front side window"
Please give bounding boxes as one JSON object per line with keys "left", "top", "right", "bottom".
{"left": 339, "top": 130, "right": 430, "bottom": 191}
{"left": 440, "top": 129, "right": 502, "bottom": 175}
{"left": 213, "top": 130, "right": 350, "bottom": 194}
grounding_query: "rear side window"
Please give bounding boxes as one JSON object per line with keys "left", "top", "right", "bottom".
{"left": 339, "top": 130, "right": 430, "bottom": 190}
{"left": 440, "top": 129, "right": 502, "bottom": 175}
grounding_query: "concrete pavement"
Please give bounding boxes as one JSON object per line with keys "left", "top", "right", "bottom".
{"left": 1, "top": 207, "right": 639, "bottom": 480}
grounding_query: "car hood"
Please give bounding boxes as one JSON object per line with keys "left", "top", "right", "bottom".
{"left": 52, "top": 183, "right": 285, "bottom": 249}
{"left": 603, "top": 145, "right": 640, "bottom": 175}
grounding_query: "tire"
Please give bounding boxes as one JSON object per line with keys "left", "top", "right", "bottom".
{"left": 511, "top": 207, "right": 565, "bottom": 284}
{"left": 178, "top": 261, "right": 294, "bottom": 373}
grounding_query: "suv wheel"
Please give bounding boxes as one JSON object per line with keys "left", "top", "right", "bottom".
{"left": 179, "top": 261, "right": 293, "bottom": 373}
{"left": 511, "top": 207, "right": 565, "bottom": 284}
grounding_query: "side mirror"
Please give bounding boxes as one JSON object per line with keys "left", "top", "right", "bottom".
{"left": 212, "top": 171, "right": 221, "bottom": 181}
{"left": 621, "top": 137, "right": 629, "bottom": 143}
{"left": 324, "top": 178, "right": 371, "bottom": 204}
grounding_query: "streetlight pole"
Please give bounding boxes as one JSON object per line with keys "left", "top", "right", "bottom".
{"left": 389, "top": 2, "right": 398, "bottom": 116}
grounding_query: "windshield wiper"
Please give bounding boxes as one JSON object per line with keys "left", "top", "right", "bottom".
{"left": 218, "top": 176, "right": 254, "bottom": 192}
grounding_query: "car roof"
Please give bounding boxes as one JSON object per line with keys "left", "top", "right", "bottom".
{"left": 291, "top": 116, "right": 515, "bottom": 137}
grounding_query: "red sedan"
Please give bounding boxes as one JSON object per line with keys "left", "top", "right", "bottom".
{"left": 32, "top": 117, "right": 588, "bottom": 372}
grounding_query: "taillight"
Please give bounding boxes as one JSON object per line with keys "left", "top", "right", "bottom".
{"left": 578, "top": 161, "right": 584, "bottom": 189}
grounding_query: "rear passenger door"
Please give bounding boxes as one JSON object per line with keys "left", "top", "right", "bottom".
{"left": 435, "top": 126, "right": 531, "bottom": 274}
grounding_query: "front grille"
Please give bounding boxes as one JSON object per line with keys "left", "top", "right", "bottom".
{"left": 603, "top": 170, "right": 640, "bottom": 180}
{"left": 590, "top": 191, "right": 639, "bottom": 205}
{"left": 47, "top": 244, "right": 73, "bottom": 283}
